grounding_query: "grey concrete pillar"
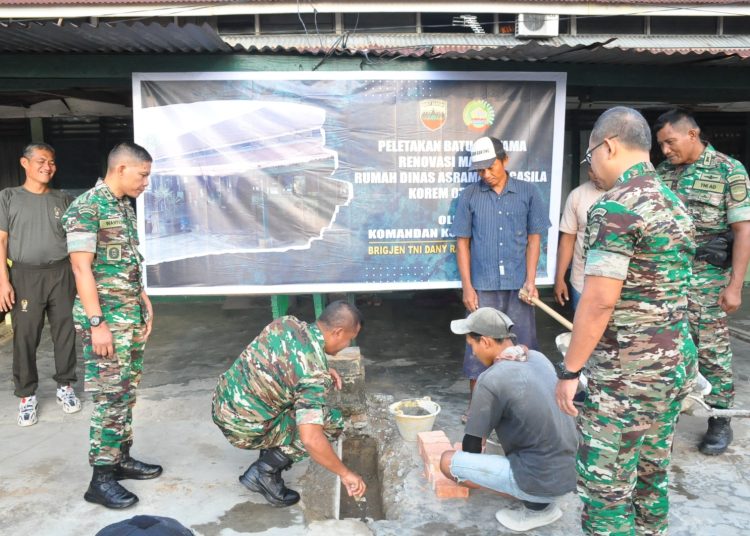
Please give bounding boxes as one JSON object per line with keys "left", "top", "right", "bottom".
{"left": 328, "top": 346, "right": 367, "bottom": 428}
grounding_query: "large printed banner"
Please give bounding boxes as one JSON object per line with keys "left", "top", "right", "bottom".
{"left": 132, "top": 72, "right": 566, "bottom": 295}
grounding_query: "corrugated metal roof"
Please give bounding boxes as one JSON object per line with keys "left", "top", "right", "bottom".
{"left": 0, "top": 20, "right": 231, "bottom": 53}
{"left": 433, "top": 41, "right": 750, "bottom": 65}
{"left": 224, "top": 32, "right": 750, "bottom": 64}
{"left": 0, "top": 0, "right": 744, "bottom": 4}
{"left": 1, "top": 19, "right": 749, "bottom": 65}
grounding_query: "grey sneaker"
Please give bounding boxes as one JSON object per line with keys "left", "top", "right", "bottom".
{"left": 18, "top": 395, "right": 38, "bottom": 427}
{"left": 495, "top": 503, "right": 562, "bottom": 532}
{"left": 56, "top": 385, "right": 82, "bottom": 414}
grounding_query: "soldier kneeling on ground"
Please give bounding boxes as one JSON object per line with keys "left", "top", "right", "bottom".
{"left": 212, "top": 300, "right": 366, "bottom": 506}
{"left": 440, "top": 308, "right": 577, "bottom": 533}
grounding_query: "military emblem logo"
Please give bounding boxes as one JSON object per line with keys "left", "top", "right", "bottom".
{"left": 729, "top": 175, "right": 748, "bottom": 202}
{"left": 106, "top": 244, "right": 122, "bottom": 261}
{"left": 21, "top": 299, "right": 28, "bottom": 312}
{"left": 419, "top": 99, "right": 447, "bottom": 131}
{"left": 587, "top": 207, "right": 607, "bottom": 247}
{"left": 462, "top": 100, "right": 495, "bottom": 132}
{"left": 54, "top": 207, "right": 62, "bottom": 219}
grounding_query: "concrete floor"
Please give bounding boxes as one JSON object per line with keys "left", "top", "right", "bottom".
{"left": 1, "top": 290, "right": 748, "bottom": 535}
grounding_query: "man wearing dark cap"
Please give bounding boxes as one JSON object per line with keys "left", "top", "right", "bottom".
{"left": 439, "top": 307, "right": 577, "bottom": 533}
{"left": 450, "top": 136, "right": 550, "bottom": 421}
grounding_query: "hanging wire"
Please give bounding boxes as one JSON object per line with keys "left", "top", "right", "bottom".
{"left": 296, "top": 0, "right": 308, "bottom": 35}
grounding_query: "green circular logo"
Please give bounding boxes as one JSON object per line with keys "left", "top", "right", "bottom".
{"left": 463, "top": 100, "right": 495, "bottom": 132}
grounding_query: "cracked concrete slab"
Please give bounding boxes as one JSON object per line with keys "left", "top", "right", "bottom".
{"left": 0, "top": 291, "right": 748, "bottom": 535}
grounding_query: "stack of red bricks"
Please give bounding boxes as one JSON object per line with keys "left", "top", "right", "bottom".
{"left": 417, "top": 430, "right": 470, "bottom": 499}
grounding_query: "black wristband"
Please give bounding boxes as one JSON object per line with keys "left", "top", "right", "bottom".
{"left": 462, "top": 434, "right": 482, "bottom": 454}
{"left": 556, "top": 360, "right": 581, "bottom": 380}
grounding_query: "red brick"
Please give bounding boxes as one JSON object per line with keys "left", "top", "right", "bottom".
{"left": 433, "top": 473, "right": 470, "bottom": 499}
{"left": 417, "top": 430, "right": 449, "bottom": 443}
{"left": 422, "top": 458, "right": 440, "bottom": 478}
{"left": 417, "top": 431, "right": 448, "bottom": 449}
{"left": 421, "top": 443, "right": 455, "bottom": 483}
{"left": 423, "top": 461, "right": 438, "bottom": 483}
{"left": 430, "top": 471, "right": 449, "bottom": 490}
{"left": 421, "top": 443, "right": 451, "bottom": 471}
{"left": 418, "top": 436, "right": 467, "bottom": 496}
{"left": 435, "top": 483, "right": 470, "bottom": 499}
{"left": 422, "top": 441, "right": 451, "bottom": 457}
{"left": 417, "top": 430, "right": 450, "bottom": 458}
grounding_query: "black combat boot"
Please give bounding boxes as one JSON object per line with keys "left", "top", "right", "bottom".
{"left": 84, "top": 465, "right": 139, "bottom": 509}
{"left": 114, "top": 440, "right": 163, "bottom": 480}
{"left": 699, "top": 416, "right": 733, "bottom": 455}
{"left": 239, "top": 448, "right": 300, "bottom": 507}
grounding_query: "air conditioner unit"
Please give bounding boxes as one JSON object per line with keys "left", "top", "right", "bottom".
{"left": 516, "top": 14, "right": 559, "bottom": 38}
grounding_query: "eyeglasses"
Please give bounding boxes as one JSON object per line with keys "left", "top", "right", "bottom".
{"left": 581, "top": 135, "right": 618, "bottom": 165}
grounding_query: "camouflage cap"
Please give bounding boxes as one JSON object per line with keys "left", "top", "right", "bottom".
{"left": 450, "top": 307, "right": 514, "bottom": 339}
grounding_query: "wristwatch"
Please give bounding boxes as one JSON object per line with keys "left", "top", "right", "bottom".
{"left": 556, "top": 361, "right": 581, "bottom": 380}
{"left": 89, "top": 315, "right": 105, "bottom": 327}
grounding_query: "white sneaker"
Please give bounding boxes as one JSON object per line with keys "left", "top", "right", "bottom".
{"left": 56, "top": 385, "right": 82, "bottom": 414}
{"left": 18, "top": 395, "right": 38, "bottom": 427}
{"left": 495, "top": 503, "right": 562, "bottom": 532}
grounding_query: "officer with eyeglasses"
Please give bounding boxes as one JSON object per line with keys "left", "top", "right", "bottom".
{"left": 555, "top": 106, "right": 697, "bottom": 536}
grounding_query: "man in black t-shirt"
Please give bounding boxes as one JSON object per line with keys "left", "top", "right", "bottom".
{"left": 439, "top": 307, "right": 577, "bottom": 533}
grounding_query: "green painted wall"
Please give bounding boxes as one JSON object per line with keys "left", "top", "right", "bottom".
{"left": 2, "top": 53, "right": 750, "bottom": 101}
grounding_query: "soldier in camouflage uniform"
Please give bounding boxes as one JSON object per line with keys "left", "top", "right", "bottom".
{"left": 555, "top": 107, "right": 697, "bottom": 536}
{"left": 212, "top": 300, "right": 366, "bottom": 507}
{"left": 63, "top": 142, "right": 162, "bottom": 510}
{"left": 655, "top": 109, "right": 750, "bottom": 455}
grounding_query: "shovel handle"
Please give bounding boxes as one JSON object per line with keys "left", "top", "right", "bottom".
{"left": 519, "top": 288, "right": 574, "bottom": 331}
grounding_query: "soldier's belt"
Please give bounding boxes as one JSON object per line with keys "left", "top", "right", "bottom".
{"left": 695, "top": 230, "right": 733, "bottom": 269}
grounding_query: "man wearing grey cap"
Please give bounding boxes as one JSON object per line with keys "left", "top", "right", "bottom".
{"left": 439, "top": 307, "right": 577, "bottom": 533}
{"left": 450, "top": 136, "right": 551, "bottom": 421}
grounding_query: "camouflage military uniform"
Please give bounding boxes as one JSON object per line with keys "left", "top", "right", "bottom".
{"left": 579, "top": 162, "right": 697, "bottom": 535}
{"left": 657, "top": 144, "right": 750, "bottom": 409}
{"left": 212, "top": 315, "right": 342, "bottom": 462}
{"left": 62, "top": 180, "right": 147, "bottom": 466}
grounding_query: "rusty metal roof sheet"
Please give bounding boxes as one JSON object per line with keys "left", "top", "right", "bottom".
{"left": 224, "top": 32, "right": 750, "bottom": 64}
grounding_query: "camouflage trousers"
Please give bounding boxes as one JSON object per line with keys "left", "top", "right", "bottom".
{"left": 78, "top": 323, "right": 146, "bottom": 466}
{"left": 577, "top": 384, "right": 683, "bottom": 536}
{"left": 689, "top": 264, "right": 733, "bottom": 409}
{"left": 212, "top": 396, "right": 344, "bottom": 463}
